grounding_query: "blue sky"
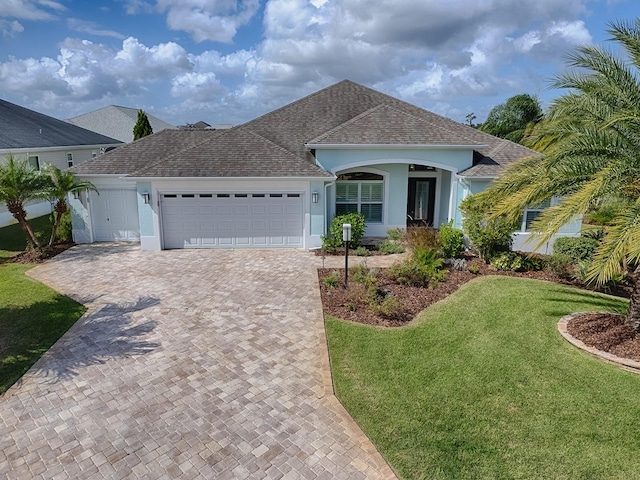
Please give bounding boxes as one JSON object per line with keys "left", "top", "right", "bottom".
{"left": 0, "top": 0, "right": 637, "bottom": 127}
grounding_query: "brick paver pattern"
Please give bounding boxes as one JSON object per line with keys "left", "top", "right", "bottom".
{"left": 0, "top": 245, "right": 396, "bottom": 479}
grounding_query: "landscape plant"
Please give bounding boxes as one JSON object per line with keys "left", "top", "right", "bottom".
{"left": 321, "top": 212, "right": 366, "bottom": 252}
{"left": 553, "top": 236, "right": 598, "bottom": 263}
{"left": 437, "top": 220, "right": 465, "bottom": 258}
{"left": 474, "top": 19, "right": 640, "bottom": 330}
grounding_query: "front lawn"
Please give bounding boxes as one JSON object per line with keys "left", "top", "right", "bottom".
{"left": 0, "top": 215, "right": 53, "bottom": 258}
{"left": 326, "top": 276, "right": 637, "bottom": 479}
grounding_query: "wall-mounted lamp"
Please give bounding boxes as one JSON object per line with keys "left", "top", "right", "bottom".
{"left": 311, "top": 191, "right": 319, "bottom": 204}
{"left": 142, "top": 192, "right": 151, "bottom": 204}
{"left": 73, "top": 191, "right": 80, "bottom": 200}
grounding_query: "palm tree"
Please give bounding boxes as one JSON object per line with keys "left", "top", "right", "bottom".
{"left": 473, "top": 19, "right": 640, "bottom": 330}
{"left": 0, "top": 153, "right": 46, "bottom": 248}
{"left": 41, "top": 164, "right": 98, "bottom": 247}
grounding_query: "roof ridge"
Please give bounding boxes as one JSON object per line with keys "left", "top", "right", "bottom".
{"left": 308, "top": 104, "right": 388, "bottom": 143}
{"left": 240, "top": 79, "right": 356, "bottom": 129}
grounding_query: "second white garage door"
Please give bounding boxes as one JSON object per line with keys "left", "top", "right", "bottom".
{"left": 161, "top": 193, "right": 304, "bottom": 249}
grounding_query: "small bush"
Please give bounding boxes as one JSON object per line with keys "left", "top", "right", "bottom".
{"left": 401, "top": 226, "right": 439, "bottom": 252}
{"left": 438, "top": 221, "right": 465, "bottom": 258}
{"left": 545, "top": 253, "right": 573, "bottom": 279}
{"left": 353, "top": 246, "right": 371, "bottom": 256}
{"left": 386, "top": 228, "right": 404, "bottom": 241}
{"left": 55, "top": 210, "right": 73, "bottom": 242}
{"left": 490, "top": 252, "right": 543, "bottom": 272}
{"left": 389, "top": 249, "right": 446, "bottom": 288}
{"left": 459, "top": 194, "right": 517, "bottom": 261}
{"left": 377, "top": 239, "right": 404, "bottom": 254}
{"left": 468, "top": 263, "right": 480, "bottom": 274}
{"left": 322, "top": 271, "right": 341, "bottom": 288}
{"left": 351, "top": 265, "right": 377, "bottom": 287}
{"left": 369, "top": 294, "right": 404, "bottom": 319}
{"left": 553, "top": 236, "right": 598, "bottom": 263}
{"left": 322, "top": 212, "right": 367, "bottom": 252}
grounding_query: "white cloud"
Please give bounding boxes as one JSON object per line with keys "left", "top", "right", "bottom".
{"left": 67, "top": 18, "right": 125, "bottom": 39}
{"left": 0, "top": 19, "right": 24, "bottom": 37}
{"left": 156, "top": 0, "right": 261, "bottom": 43}
{"left": 0, "top": 0, "right": 65, "bottom": 20}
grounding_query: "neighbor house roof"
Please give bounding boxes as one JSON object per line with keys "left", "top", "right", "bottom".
{"left": 0, "top": 99, "right": 121, "bottom": 150}
{"left": 72, "top": 80, "right": 538, "bottom": 179}
{"left": 67, "top": 106, "right": 175, "bottom": 143}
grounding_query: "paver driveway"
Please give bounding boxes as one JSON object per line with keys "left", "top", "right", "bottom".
{"left": 0, "top": 245, "right": 396, "bottom": 479}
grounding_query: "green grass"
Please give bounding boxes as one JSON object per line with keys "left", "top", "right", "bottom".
{"left": 0, "top": 264, "right": 86, "bottom": 394}
{"left": 0, "top": 215, "right": 53, "bottom": 258}
{"left": 326, "top": 276, "right": 637, "bottom": 480}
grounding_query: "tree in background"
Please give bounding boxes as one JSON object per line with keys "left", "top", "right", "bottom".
{"left": 133, "top": 109, "right": 153, "bottom": 140}
{"left": 473, "top": 19, "right": 640, "bottom": 330}
{"left": 0, "top": 154, "right": 46, "bottom": 248}
{"left": 479, "top": 93, "right": 543, "bottom": 143}
{"left": 41, "top": 164, "right": 98, "bottom": 247}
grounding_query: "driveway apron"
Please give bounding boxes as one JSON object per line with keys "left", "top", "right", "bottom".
{"left": 0, "top": 245, "right": 395, "bottom": 479}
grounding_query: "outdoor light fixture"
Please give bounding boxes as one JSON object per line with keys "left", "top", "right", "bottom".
{"left": 142, "top": 192, "right": 151, "bottom": 204}
{"left": 73, "top": 191, "right": 80, "bottom": 200}
{"left": 312, "top": 191, "right": 319, "bottom": 203}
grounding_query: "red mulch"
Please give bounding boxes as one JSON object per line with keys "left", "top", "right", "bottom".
{"left": 318, "top": 253, "right": 639, "bottom": 361}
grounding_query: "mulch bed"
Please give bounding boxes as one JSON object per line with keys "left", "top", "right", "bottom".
{"left": 318, "top": 253, "right": 640, "bottom": 361}
{"left": 6, "top": 243, "right": 74, "bottom": 264}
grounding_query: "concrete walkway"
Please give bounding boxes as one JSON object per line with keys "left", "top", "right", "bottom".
{"left": 0, "top": 245, "right": 396, "bottom": 479}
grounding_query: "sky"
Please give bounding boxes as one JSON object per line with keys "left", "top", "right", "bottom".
{"left": 0, "top": 0, "right": 637, "bottom": 128}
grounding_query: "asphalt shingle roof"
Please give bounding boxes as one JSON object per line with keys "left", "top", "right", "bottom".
{"left": 70, "top": 129, "right": 216, "bottom": 175}
{"left": 67, "top": 106, "right": 175, "bottom": 143}
{"left": 0, "top": 99, "right": 121, "bottom": 149}
{"left": 71, "top": 79, "right": 539, "bottom": 178}
{"left": 130, "top": 128, "right": 331, "bottom": 178}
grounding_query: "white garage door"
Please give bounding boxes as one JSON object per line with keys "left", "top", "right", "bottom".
{"left": 161, "top": 193, "right": 304, "bottom": 249}
{"left": 90, "top": 189, "right": 140, "bottom": 242}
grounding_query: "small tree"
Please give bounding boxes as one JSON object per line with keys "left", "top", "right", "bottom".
{"left": 479, "top": 94, "right": 543, "bottom": 144}
{"left": 0, "top": 154, "right": 46, "bottom": 248}
{"left": 41, "top": 164, "right": 98, "bottom": 246}
{"left": 133, "top": 109, "right": 153, "bottom": 140}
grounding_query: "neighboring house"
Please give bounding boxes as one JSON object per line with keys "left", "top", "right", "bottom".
{"left": 0, "top": 99, "right": 122, "bottom": 227}
{"left": 67, "top": 106, "right": 174, "bottom": 143}
{"left": 69, "top": 80, "right": 580, "bottom": 252}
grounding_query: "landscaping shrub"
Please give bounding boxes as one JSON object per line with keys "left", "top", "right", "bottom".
{"left": 321, "top": 212, "right": 366, "bottom": 252}
{"left": 55, "top": 210, "right": 73, "bottom": 243}
{"left": 545, "top": 253, "right": 573, "bottom": 279}
{"left": 353, "top": 246, "right": 371, "bottom": 256}
{"left": 401, "top": 226, "right": 439, "bottom": 252}
{"left": 322, "top": 271, "right": 341, "bottom": 288}
{"left": 438, "top": 221, "right": 465, "bottom": 258}
{"left": 388, "top": 248, "right": 446, "bottom": 288}
{"left": 459, "top": 194, "right": 517, "bottom": 261}
{"left": 376, "top": 239, "right": 404, "bottom": 254}
{"left": 553, "top": 236, "right": 598, "bottom": 263}
{"left": 351, "top": 265, "right": 377, "bottom": 287}
{"left": 369, "top": 294, "right": 404, "bottom": 319}
{"left": 386, "top": 228, "right": 404, "bottom": 241}
{"left": 490, "top": 251, "right": 544, "bottom": 272}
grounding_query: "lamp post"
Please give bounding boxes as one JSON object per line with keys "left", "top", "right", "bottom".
{"left": 343, "top": 223, "right": 352, "bottom": 289}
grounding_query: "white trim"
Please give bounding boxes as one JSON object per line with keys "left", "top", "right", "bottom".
{"left": 306, "top": 143, "right": 486, "bottom": 150}
{"left": 0, "top": 144, "right": 120, "bottom": 154}
{"left": 124, "top": 175, "right": 333, "bottom": 181}
{"left": 329, "top": 158, "right": 460, "bottom": 174}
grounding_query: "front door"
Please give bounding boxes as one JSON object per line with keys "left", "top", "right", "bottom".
{"left": 407, "top": 178, "right": 436, "bottom": 227}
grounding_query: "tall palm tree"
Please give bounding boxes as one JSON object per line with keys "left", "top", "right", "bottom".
{"left": 474, "top": 19, "right": 640, "bottom": 330}
{"left": 0, "top": 154, "right": 46, "bottom": 248}
{"left": 41, "top": 164, "right": 98, "bottom": 247}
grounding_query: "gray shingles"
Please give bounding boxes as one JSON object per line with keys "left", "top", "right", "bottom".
{"left": 70, "top": 79, "right": 539, "bottom": 178}
{"left": 0, "top": 99, "right": 121, "bottom": 149}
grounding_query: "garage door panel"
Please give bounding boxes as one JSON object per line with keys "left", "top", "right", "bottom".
{"left": 91, "top": 189, "right": 140, "bottom": 242}
{"left": 161, "top": 193, "right": 303, "bottom": 249}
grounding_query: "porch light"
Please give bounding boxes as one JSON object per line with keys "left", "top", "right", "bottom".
{"left": 142, "top": 192, "right": 151, "bottom": 204}
{"left": 312, "top": 191, "right": 319, "bottom": 203}
{"left": 73, "top": 191, "right": 80, "bottom": 200}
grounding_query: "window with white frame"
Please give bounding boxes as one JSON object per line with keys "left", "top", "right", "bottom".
{"left": 27, "top": 155, "right": 39, "bottom": 170}
{"left": 67, "top": 153, "right": 73, "bottom": 167}
{"left": 522, "top": 199, "right": 551, "bottom": 232}
{"left": 336, "top": 172, "right": 384, "bottom": 222}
